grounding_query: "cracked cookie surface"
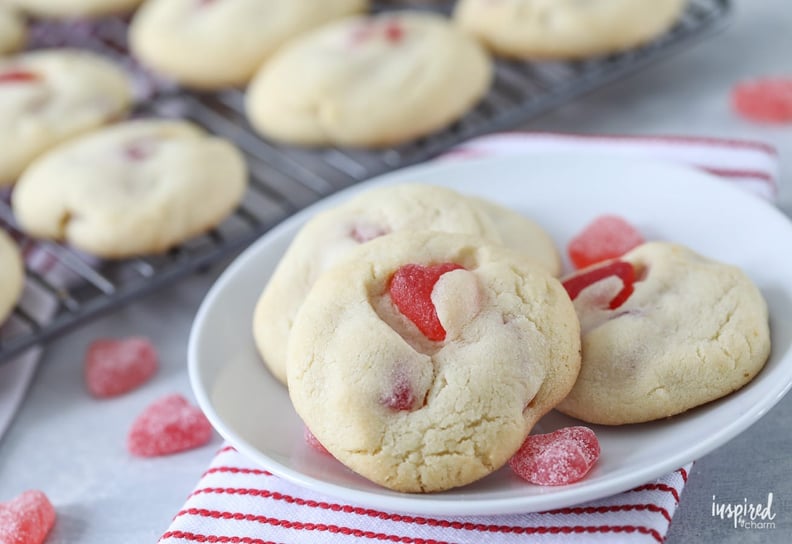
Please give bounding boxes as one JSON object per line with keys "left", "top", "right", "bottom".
{"left": 287, "top": 231, "right": 580, "bottom": 492}
{"left": 253, "top": 183, "right": 560, "bottom": 385}
{"left": 0, "top": 230, "right": 24, "bottom": 325}
{"left": 245, "top": 11, "right": 492, "bottom": 147}
{"left": 557, "top": 242, "right": 771, "bottom": 425}
{"left": 11, "top": 119, "right": 247, "bottom": 258}
{"left": 0, "top": 49, "right": 133, "bottom": 186}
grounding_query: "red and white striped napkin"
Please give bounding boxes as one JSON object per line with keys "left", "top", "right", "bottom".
{"left": 160, "top": 132, "right": 780, "bottom": 544}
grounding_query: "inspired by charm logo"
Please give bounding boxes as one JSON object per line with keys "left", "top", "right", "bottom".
{"left": 712, "top": 493, "right": 777, "bottom": 529}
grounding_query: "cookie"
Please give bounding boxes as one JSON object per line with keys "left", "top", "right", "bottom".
{"left": 557, "top": 242, "right": 771, "bottom": 425}
{"left": 246, "top": 11, "right": 492, "bottom": 147}
{"left": 6, "top": 0, "right": 143, "bottom": 18}
{"left": 287, "top": 231, "right": 581, "bottom": 492}
{"left": 11, "top": 119, "right": 248, "bottom": 258}
{"left": 0, "top": 229, "right": 24, "bottom": 325}
{"left": 454, "top": 0, "right": 686, "bottom": 59}
{"left": 130, "top": 0, "right": 367, "bottom": 90}
{"left": 0, "top": 49, "right": 133, "bottom": 186}
{"left": 467, "top": 196, "right": 560, "bottom": 276}
{"left": 253, "top": 183, "right": 559, "bottom": 385}
{"left": 0, "top": 5, "right": 26, "bottom": 55}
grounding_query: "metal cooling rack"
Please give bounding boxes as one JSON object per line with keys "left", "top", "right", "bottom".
{"left": 0, "top": 0, "right": 731, "bottom": 364}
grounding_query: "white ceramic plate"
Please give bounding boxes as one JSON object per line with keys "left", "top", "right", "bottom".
{"left": 189, "top": 154, "right": 792, "bottom": 516}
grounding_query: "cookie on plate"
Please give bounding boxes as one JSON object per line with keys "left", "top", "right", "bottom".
{"left": 0, "top": 5, "right": 26, "bottom": 55}
{"left": 246, "top": 11, "right": 492, "bottom": 147}
{"left": 12, "top": 119, "right": 248, "bottom": 258}
{"left": 557, "top": 242, "right": 771, "bottom": 425}
{"left": 253, "top": 183, "right": 559, "bottom": 385}
{"left": 6, "top": 0, "right": 144, "bottom": 18}
{"left": 130, "top": 0, "right": 367, "bottom": 90}
{"left": 454, "top": 0, "right": 686, "bottom": 59}
{"left": 0, "top": 49, "right": 133, "bottom": 186}
{"left": 288, "top": 231, "right": 581, "bottom": 492}
{"left": 0, "top": 229, "right": 24, "bottom": 325}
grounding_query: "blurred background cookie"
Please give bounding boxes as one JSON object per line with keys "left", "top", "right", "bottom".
{"left": 7, "top": 0, "right": 144, "bottom": 18}
{"left": 0, "top": 5, "right": 26, "bottom": 55}
{"left": 129, "top": 0, "right": 368, "bottom": 90}
{"left": 0, "top": 229, "right": 24, "bottom": 325}
{"left": 454, "top": 0, "right": 686, "bottom": 59}
{"left": 0, "top": 49, "right": 133, "bottom": 186}
{"left": 11, "top": 119, "right": 248, "bottom": 258}
{"left": 245, "top": 11, "right": 492, "bottom": 147}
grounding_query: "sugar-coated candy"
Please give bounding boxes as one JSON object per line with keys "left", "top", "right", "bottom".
{"left": 127, "top": 394, "right": 213, "bottom": 457}
{"left": 388, "top": 262, "right": 463, "bottom": 341}
{"left": 732, "top": 77, "right": 792, "bottom": 123}
{"left": 562, "top": 260, "right": 636, "bottom": 310}
{"left": 85, "top": 337, "right": 158, "bottom": 398}
{"left": 568, "top": 215, "right": 644, "bottom": 270}
{"left": 509, "top": 426, "right": 600, "bottom": 486}
{"left": 0, "top": 490, "right": 56, "bottom": 544}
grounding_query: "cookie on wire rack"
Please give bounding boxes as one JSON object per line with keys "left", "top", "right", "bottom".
{"left": 0, "top": 229, "right": 24, "bottom": 326}
{"left": 245, "top": 11, "right": 492, "bottom": 148}
{"left": 12, "top": 119, "right": 248, "bottom": 259}
{"left": 0, "top": 48, "right": 133, "bottom": 186}
{"left": 454, "top": 0, "right": 686, "bottom": 59}
{"left": 129, "top": 0, "right": 368, "bottom": 90}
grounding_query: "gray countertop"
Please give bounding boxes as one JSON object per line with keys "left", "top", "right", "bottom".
{"left": 1, "top": 1, "right": 791, "bottom": 542}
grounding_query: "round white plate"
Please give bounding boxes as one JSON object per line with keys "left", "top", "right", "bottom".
{"left": 189, "top": 154, "right": 792, "bottom": 516}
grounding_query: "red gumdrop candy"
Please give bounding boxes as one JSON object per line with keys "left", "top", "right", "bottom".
{"left": 0, "top": 490, "right": 56, "bottom": 544}
{"left": 0, "top": 70, "right": 40, "bottom": 84}
{"left": 127, "top": 394, "right": 213, "bottom": 457}
{"left": 732, "top": 77, "right": 792, "bottom": 123}
{"left": 568, "top": 215, "right": 644, "bottom": 270}
{"left": 85, "top": 337, "right": 158, "bottom": 398}
{"left": 509, "top": 426, "right": 600, "bottom": 486}
{"left": 304, "top": 426, "right": 331, "bottom": 455}
{"left": 562, "top": 260, "right": 635, "bottom": 310}
{"left": 388, "top": 263, "right": 463, "bottom": 341}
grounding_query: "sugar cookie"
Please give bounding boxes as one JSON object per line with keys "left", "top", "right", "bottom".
{"left": 246, "top": 11, "right": 492, "bottom": 147}
{"left": 454, "top": 0, "right": 686, "bottom": 59}
{"left": 0, "top": 49, "right": 133, "bottom": 186}
{"left": 12, "top": 119, "right": 247, "bottom": 258}
{"left": 130, "top": 0, "right": 367, "bottom": 89}
{"left": 288, "top": 231, "right": 581, "bottom": 492}
{"left": 557, "top": 242, "right": 771, "bottom": 425}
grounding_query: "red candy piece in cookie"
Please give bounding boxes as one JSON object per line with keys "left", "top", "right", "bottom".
{"left": 389, "top": 262, "right": 463, "bottom": 341}
{"left": 0, "top": 70, "right": 40, "bottom": 84}
{"left": 0, "top": 490, "right": 56, "bottom": 544}
{"left": 562, "top": 260, "right": 635, "bottom": 310}
{"left": 732, "top": 77, "right": 792, "bottom": 123}
{"left": 509, "top": 426, "right": 600, "bottom": 486}
{"left": 304, "top": 426, "right": 331, "bottom": 455}
{"left": 85, "top": 337, "right": 158, "bottom": 398}
{"left": 127, "top": 394, "right": 213, "bottom": 457}
{"left": 380, "top": 364, "right": 416, "bottom": 411}
{"left": 351, "top": 18, "right": 405, "bottom": 45}
{"left": 568, "top": 215, "right": 644, "bottom": 270}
